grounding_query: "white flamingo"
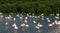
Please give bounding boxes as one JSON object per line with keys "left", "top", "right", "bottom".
{"left": 35, "top": 16, "right": 37, "bottom": 18}
{"left": 55, "top": 21, "right": 60, "bottom": 25}
{"left": 35, "top": 26, "right": 40, "bottom": 30}
{"left": 29, "top": 13, "right": 31, "bottom": 15}
{"left": 49, "top": 24, "right": 53, "bottom": 27}
{"left": 12, "top": 23, "right": 18, "bottom": 30}
{"left": 33, "top": 20, "right": 36, "bottom": 24}
{"left": 16, "top": 14, "right": 20, "bottom": 17}
{"left": 13, "top": 18, "right": 16, "bottom": 21}
{"left": 37, "top": 23, "right": 43, "bottom": 27}
{"left": 46, "top": 18, "right": 51, "bottom": 22}
{"left": 25, "top": 24, "right": 29, "bottom": 28}
{"left": 25, "top": 17, "right": 28, "bottom": 20}
{"left": 52, "top": 22, "right": 55, "bottom": 25}
{"left": 48, "top": 23, "right": 54, "bottom": 31}
{"left": 41, "top": 13, "right": 44, "bottom": 16}
{"left": 0, "top": 13, "right": 2, "bottom": 15}
{"left": 24, "top": 20, "right": 28, "bottom": 23}
{"left": 55, "top": 21, "right": 60, "bottom": 33}
{"left": 5, "top": 22, "right": 8, "bottom": 25}
{"left": 20, "top": 16, "right": 23, "bottom": 19}
{"left": 27, "top": 14, "right": 29, "bottom": 17}
{"left": 12, "top": 23, "right": 18, "bottom": 33}
{"left": 56, "top": 13, "right": 59, "bottom": 16}
{"left": 21, "top": 23, "right": 25, "bottom": 27}
{"left": 35, "top": 26, "right": 41, "bottom": 33}
{"left": 54, "top": 20, "right": 58, "bottom": 24}
{"left": 41, "top": 16, "right": 44, "bottom": 20}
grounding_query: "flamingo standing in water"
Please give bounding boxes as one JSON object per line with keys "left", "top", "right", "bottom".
{"left": 21, "top": 22, "right": 29, "bottom": 33}
{"left": 55, "top": 13, "right": 59, "bottom": 20}
{"left": 27, "top": 14, "right": 29, "bottom": 17}
{"left": 33, "top": 20, "right": 37, "bottom": 27}
{"left": 54, "top": 21, "right": 60, "bottom": 33}
{"left": 35, "top": 23, "right": 43, "bottom": 33}
{"left": 12, "top": 23, "right": 18, "bottom": 33}
{"left": 5, "top": 21, "right": 8, "bottom": 30}
{"left": 40, "top": 13, "right": 45, "bottom": 20}
{"left": 25, "top": 24, "right": 29, "bottom": 33}
{"left": 56, "top": 13, "right": 59, "bottom": 16}
{"left": 16, "top": 14, "right": 20, "bottom": 17}
{"left": 48, "top": 24, "right": 53, "bottom": 30}
{"left": 21, "top": 23, "right": 26, "bottom": 31}
{"left": 0, "top": 13, "right": 4, "bottom": 21}
{"left": 46, "top": 18, "right": 51, "bottom": 23}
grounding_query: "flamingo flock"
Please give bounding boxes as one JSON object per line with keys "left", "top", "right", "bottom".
{"left": 0, "top": 13, "right": 60, "bottom": 33}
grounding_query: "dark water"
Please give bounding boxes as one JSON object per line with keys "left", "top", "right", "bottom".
{"left": 0, "top": 15, "right": 59, "bottom": 33}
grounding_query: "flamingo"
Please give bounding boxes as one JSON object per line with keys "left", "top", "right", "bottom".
{"left": 46, "top": 18, "right": 51, "bottom": 22}
{"left": 16, "top": 14, "right": 20, "bottom": 17}
{"left": 41, "top": 13, "right": 44, "bottom": 16}
{"left": 20, "top": 17, "right": 23, "bottom": 19}
{"left": 24, "top": 20, "right": 28, "bottom": 23}
{"left": 20, "top": 16, "right": 23, "bottom": 19}
{"left": 55, "top": 21, "right": 60, "bottom": 33}
{"left": 33, "top": 20, "right": 36, "bottom": 24}
{"left": 35, "top": 26, "right": 40, "bottom": 30}
{"left": 35, "top": 26, "right": 41, "bottom": 33}
{"left": 0, "top": 13, "right": 2, "bottom": 15}
{"left": 35, "top": 16, "right": 37, "bottom": 18}
{"left": 52, "top": 22, "right": 55, "bottom": 25}
{"left": 5, "top": 22, "right": 8, "bottom": 25}
{"left": 25, "top": 24, "right": 29, "bottom": 28}
{"left": 56, "top": 13, "right": 59, "bottom": 16}
{"left": 46, "top": 18, "right": 49, "bottom": 20}
{"left": 37, "top": 23, "right": 43, "bottom": 27}
{"left": 55, "top": 16, "right": 59, "bottom": 19}
{"left": 0, "top": 15, "right": 3, "bottom": 21}
{"left": 29, "top": 13, "right": 31, "bottom": 15}
{"left": 21, "top": 23, "right": 25, "bottom": 27}
{"left": 13, "top": 18, "right": 16, "bottom": 21}
{"left": 10, "top": 13, "right": 13, "bottom": 15}
{"left": 48, "top": 23, "right": 54, "bottom": 31}
{"left": 55, "top": 21, "right": 60, "bottom": 25}
{"left": 12, "top": 23, "right": 18, "bottom": 33}
{"left": 25, "top": 17, "right": 28, "bottom": 20}
{"left": 27, "top": 14, "right": 29, "bottom": 17}
{"left": 49, "top": 24, "right": 53, "bottom": 27}
{"left": 41, "top": 16, "right": 44, "bottom": 20}
{"left": 21, "top": 23, "right": 29, "bottom": 33}
{"left": 20, "top": 23, "right": 26, "bottom": 31}
{"left": 29, "top": 15, "right": 32, "bottom": 18}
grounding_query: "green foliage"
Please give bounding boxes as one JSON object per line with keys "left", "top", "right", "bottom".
{"left": 0, "top": 0, "right": 60, "bottom": 15}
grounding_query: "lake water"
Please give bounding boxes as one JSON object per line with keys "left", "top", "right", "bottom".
{"left": 0, "top": 14, "right": 59, "bottom": 33}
